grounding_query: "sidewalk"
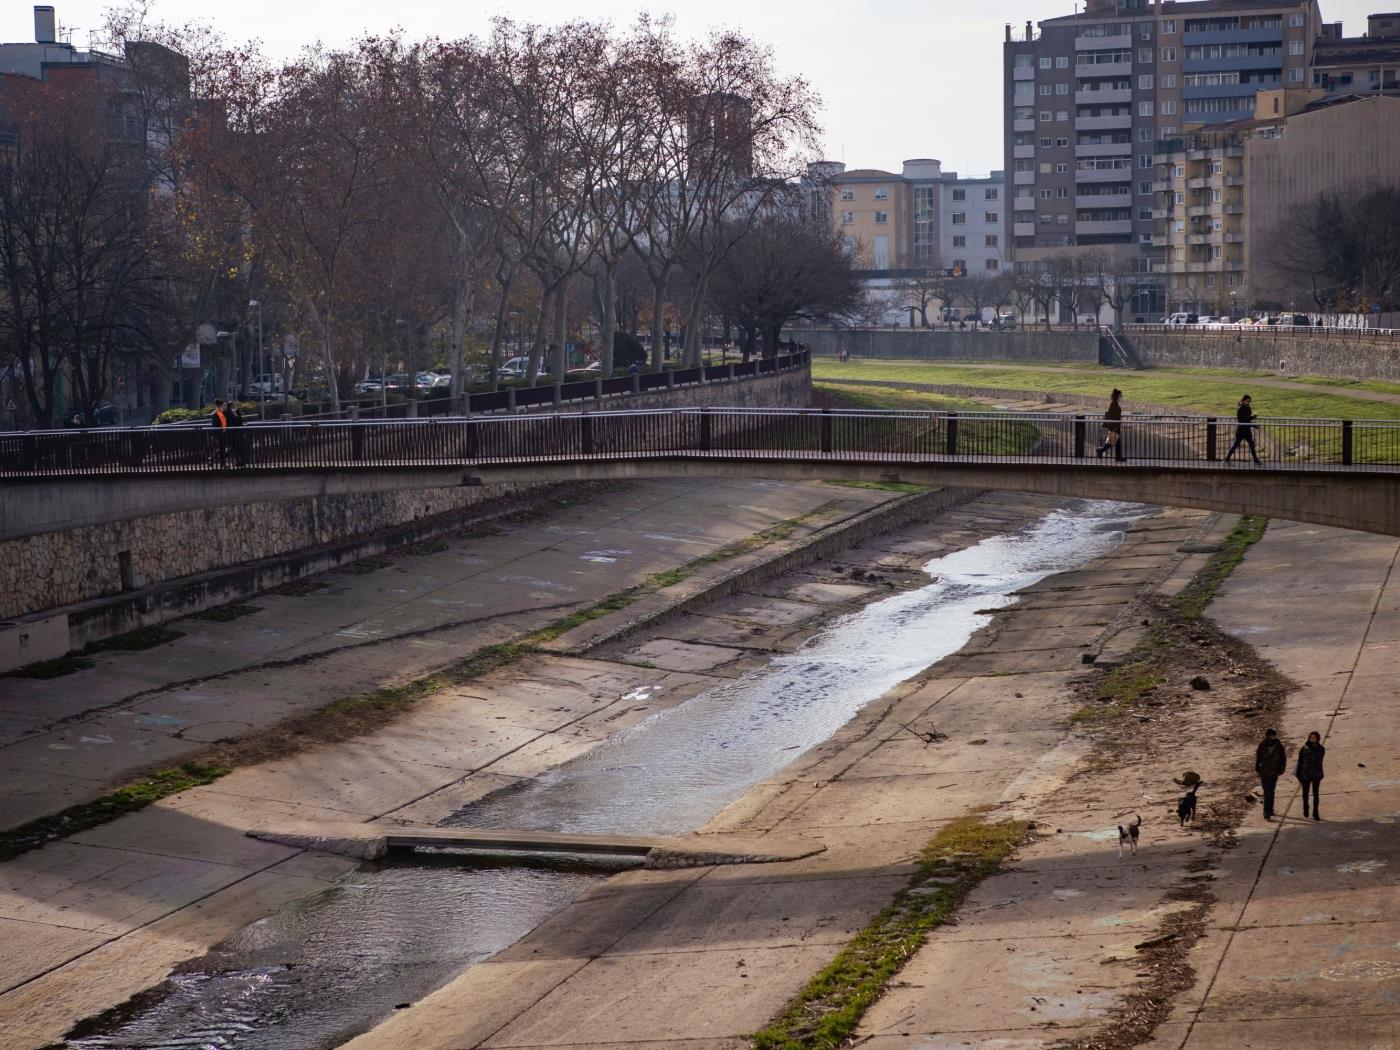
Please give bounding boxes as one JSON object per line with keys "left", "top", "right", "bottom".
{"left": 0, "top": 478, "right": 892, "bottom": 830}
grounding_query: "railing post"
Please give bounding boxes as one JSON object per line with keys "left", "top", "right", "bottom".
{"left": 1073, "top": 415, "right": 1086, "bottom": 458}
{"left": 349, "top": 404, "right": 360, "bottom": 422}
{"left": 351, "top": 424, "right": 365, "bottom": 463}
{"left": 821, "top": 407, "right": 833, "bottom": 454}
{"left": 406, "top": 399, "right": 418, "bottom": 419}
{"left": 581, "top": 413, "right": 594, "bottom": 456}
{"left": 727, "top": 364, "right": 736, "bottom": 380}
{"left": 631, "top": 372, "right": 641, "bottom": 394}
{"left": 1342, "top": 419, "right": 1353, "bottom": 465}
{"left": 552, "top": 382, "right": 563, "bottom": 405}
{"left": 945, "top": 413, "right": 959, "bottom": 456}
{"left": 1206, "top": 417, "right": 1218, "bottom": 461}
{"left": 666, "top": 370, "right": 676, "bottom": 389}
{"left": 465, "top": 418, "right": 479, "bottom": 460}
{"left": 699, "top": 408, "right": 711, "bottom": 452}
{"left": 593, "top": 378, "right": 603, "bottom": 403}
{"left": 506, "top": 387, "right": 517, "bottom": 411}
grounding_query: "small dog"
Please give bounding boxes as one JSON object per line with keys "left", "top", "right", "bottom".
{"left": 1117, "top": 814, "right": 1141, "bottom": 857}
{"left": 1177, "top": 781, "right": 1202, "bottom": 826}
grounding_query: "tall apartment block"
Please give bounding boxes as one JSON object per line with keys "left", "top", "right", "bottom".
{"left": 1004, "top": 0, "right": 1322, "bottom": 284}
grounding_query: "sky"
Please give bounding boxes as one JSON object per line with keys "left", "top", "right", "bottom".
{"left": 1, "top": 0, "right": 1383, "bottom": 175}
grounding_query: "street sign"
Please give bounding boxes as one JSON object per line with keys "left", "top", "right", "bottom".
{"left": 181, "top": 344, "right": 202, "bottom": 368}
{"left": 196, "top": 322, "right": 218, "bottom": 346}
{"left": 4, "top": 398, "right": 16, "bottom": 413}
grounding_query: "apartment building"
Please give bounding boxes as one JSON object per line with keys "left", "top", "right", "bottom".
{"left": 1311, "top": 12, "right": 1400, "bottom": 95}
{"left": 821, "top": 159, "right": 1006, "bottom": 275}
{"left": 1153, "top": 91, "right": 1400, "bottom": 312}
{"left": 1004, "top": 0, "right": 1322, "bottom": 278}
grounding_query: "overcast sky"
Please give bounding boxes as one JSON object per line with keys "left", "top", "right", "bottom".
{"left": 2, "top": 0, "right": 1382, "bottom": 175}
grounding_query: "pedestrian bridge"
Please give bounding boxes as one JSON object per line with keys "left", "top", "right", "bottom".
{"left": 3, "top": 408, "right": 1398, "bottom": 539}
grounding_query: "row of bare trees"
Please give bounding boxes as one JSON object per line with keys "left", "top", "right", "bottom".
{"left": 1, "top": 10, "right": 862, "bottom": 426}
{"left": 896, "top": 251, "right": 1157, "bottom": 330}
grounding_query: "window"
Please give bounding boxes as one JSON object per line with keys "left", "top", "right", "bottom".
{"left": 1040, "top": 213, "right": 1053, "bottom": 224}
{"left": 1040, "top": 110, "right": 1052, "bottom": 122}
{"left": 1057, "top": 214, "right": 1070, "bottom": 224}
{"left": 1289, "top": 40, "right": 1304, "bottom": 56}
{"left": 1140, "top": 101, "right": 1154, "bottom": 116}
{"left": 985, "top": 212, "right": 1000, "bottom": 223}
{"left": 985, "top": 187, "right": 999, "bottom": 200}
{"left": 1161, "top": 125, "right": 1175, "bottom": 136}
{"left": 986, "top": 234, "right": 999, "bottom": 247}
{"left": 952, "top": 188, "right": 966, "bottom": 202}
{"left": 1056, "top": 137, "right": 1069, "bottom": 147}
{"left": 1040, "top": 162, "right": 1052, "bottom": 174}
{"left": 952, "top": 212, "right": 967, "bottom": 224}
{"left": 1056, "top": 83, "right": 1069, "bottom": 95}
{"left": 874, "top": 186, "right": 887, "bottom": 200}
{"left": 1138, "top": 74, "right": 1154, "bottom": 89}
{"left": 1289, "top": 67, "right": 1304, "bottom": 83}
{"left": 1057, "top": 186, "right": 1070, "bottom": 198}
{"left": 840, "top": 211, "right": 853, "bottom": 225}
{"left": 1039, "top": 189, "right": 1052, "bottom": 199}
{"left": 1289, "top": 13, "right": 1304, "bottom": 27}
{"left": 985, "top": 258, "right": 1000, "bottom": 270}
{"left": 1161, "top": 73, "right": 1176, "bottom": 88}
{"left": 874, "top": 210, "right": 888, "bottom": 224}
{"left": 1162, "top": 19, "right": 1176, "bottom": 33}
{"left": 1161, "top": 46, "right": 1176, "bottom": 62}
{"left": 952, "top": 235, "right": 966, "bottom": 247}
{"left": 839, "top": 189, "right": 854, "bottom": 201}
{"left": 1039, "top": 56, "right": 1053, "bottom": 69}
{"left": 1014, "top": 53, "right": 1034, "bottom": 68}
{"left": 1174, "top": 191, "right": 1185, "bottom": 205}
{"left": 1173, "top": 165, "right": 1184, "bottom": 177}
{"left": 1039, "top": 136, "right": 1053, "bottom": 147}
{"left": 1139, "top": 207, "right": 1153, "bottom": 220}
{"left": 1056, "top": 56, "right": 1070, "bottom": 69}
{"left": 1139, "top": 127, "right": 1153, "bottom": 142}
{"left": 1140, "top": 22, "right": 1153, "bottom": 40}
{"left": 1162, "top": 100, "right": 1176, "bottom": 115}
{"left": 1139, "top": 180, "right": 1152, "bottom": 195}
{"left": 1040, "top": 83, "right": 1053, "bottom": 96}
{"left": 1139, "top": 153, "right": 1153, "bottom": 169}
{"left": 1057, "top": 110, "right": 1069, "bottom": 121}
{"left": 952, "top": 259, "right": 967, "bottom": 271}
{"left": 1139, "top": 48, "right": 1153, "bottom": 63}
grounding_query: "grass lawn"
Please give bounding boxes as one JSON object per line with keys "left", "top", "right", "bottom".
{"left": 818, "top": 384, "right": 1039, "bottom": 456}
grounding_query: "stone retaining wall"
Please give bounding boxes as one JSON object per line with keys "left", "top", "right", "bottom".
{"left": 799, "top": 328, "right": 1100, "bottom": 364}
{"left": 1122, "top": 329, "right": 1400, "bottom": 383}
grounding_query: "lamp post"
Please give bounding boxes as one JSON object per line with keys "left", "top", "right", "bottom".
{"left": 249, "top": 300, "right": 264, "bottom": 419}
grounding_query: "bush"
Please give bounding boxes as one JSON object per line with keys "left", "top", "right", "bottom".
{"left": 614, "top": 331, "right": 646, "bottom": 368}
{"left": 153, "top": 399, "right": 300, "bottom": 425}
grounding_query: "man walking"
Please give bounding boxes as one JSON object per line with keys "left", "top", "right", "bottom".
{"left": 1224, "top": 394, "right": 1262, "bottom": 465}
{"left": 1096, "top": 389, "right": 1124, "bottom": 461}
{"left": 1296, "top": 730, "right": 1326, "bottom": 821}
{"left": 1255, "top": 727, "right": 1287, "bottom": 819}
{"left": 209, "top": 398, "right": 230, "bottom": 467}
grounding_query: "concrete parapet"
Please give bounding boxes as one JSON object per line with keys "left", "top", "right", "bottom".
{"left": 800, "top": 327, "right": 1100, "bottom": 364}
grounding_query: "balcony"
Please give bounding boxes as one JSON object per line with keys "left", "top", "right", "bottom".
{"left": 1187, "top": 205, "right": 1213, "bottom": 217}
{"left": 1224, "top": 203, "right": 1245, "bottom": 214}
{"left": 1223, "top": 175, "right": 1244, "bottom": 187}
{"left": 1076, "top": 113, "right": 1133, "bottom": 131}
{"left": 1187, "top": 233, "right": 1220, "bottom": 245}
{"left": 1152, "top": 179, "right": 1173, "bottom": 192}
{"left": 1075, "top": 32, "right": 1133, "bottom": 51}
{"left": 1182, "top": 27, "right": 1282, "bottom": 47}
{"left": 1225, "top": 260, "right": 1246, "bottom": 271}
{"left": 1013, "top": 222, "right": 1036, "bottom": 237}
{"left": 1075, "top": 87, "right": 1132, "bottom": 105}
{"left": 1187, "top": 177, "right": 1209, "bottom": 189}
{"left": 1075, "top": 60, "right": 1133, "bottom": 78}
{"left": 1014, "top": 170, "right": 1036, "bottom": 186}
{"left": 1184, "top": 54, "right": 1283, "bottom": 73}
{"left": 1075, "top": 165, "right": 1134, "bottom": 183}
{"left": 1013, "top": 66, "right": 1035, "bottom": 81}
{"left": 1076, "top": 219, "right": 1134, "bottom": 236}
{"left": 1152, "top": 208, "right": 1170, "bottom": 220}
{"left": 1014, "top": 144, "right": 1035, "bottom": 159}
{"left": 1076, "top": 191, "right": 1132, "bottom": 208}
{"left": 1150, "top": 234, "right": 1169, "bottom": 246}
{"left": 1014, "top": 118, "right": 1036, "bottom": 133}
{"left": 1076, "top": 141, "right": 1133, "bottom": 158}
{"left": 1224, "top": 232, "right": 1245, "bottom": 243}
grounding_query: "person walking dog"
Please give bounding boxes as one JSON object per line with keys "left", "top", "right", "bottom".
{"left": 1224, "top": 394, "right": 1262, "bottom": 465}
{"left": 1255, "top": 727, "right": 1287, "bottom": 820}
{"left": 1296, "top": 731, "right": 1326, "bottom": 821}
{"left": 1096, "top": 388, "right": 1124, "bottom": 460}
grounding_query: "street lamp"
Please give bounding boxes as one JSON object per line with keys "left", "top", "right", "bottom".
{"left": 249, "top": 300, "right": 264, "bottom": 419}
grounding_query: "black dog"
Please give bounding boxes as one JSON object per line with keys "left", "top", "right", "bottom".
{"left": 1177, "top": 782, "right": 1202, "bottom": 826}
{"left": 1117, "top": 814, "right": 1141, "bottom": 857}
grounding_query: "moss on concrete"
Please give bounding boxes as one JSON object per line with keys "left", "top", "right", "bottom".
{"left": 751, "top": 817, "right": 1030, "bottom": 1050}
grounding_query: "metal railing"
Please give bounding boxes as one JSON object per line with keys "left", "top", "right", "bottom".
{"left": 1124, "top": 323, "right": 1400, "bottom": 340}
{"left": 4, "top": 407, "right": 1400, "bottom": 478}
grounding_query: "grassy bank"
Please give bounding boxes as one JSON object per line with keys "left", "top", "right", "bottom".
{"left": 751, "top": 817, "right": 1030, "bottom": 1050}
{"left": 818, "top": 384, "right": 1039, "bottom": 455}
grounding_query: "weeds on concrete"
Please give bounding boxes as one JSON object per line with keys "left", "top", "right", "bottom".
{"left": 271, "top": 578, "right": 330, "bottom": 597}
{"left": 751, "top": 817, "right": 1030, "bottom": 1050}
{"left": 2, "top": 654, "right": 96, "bottom": 679}
{"left": 87, "top": 626, "right": 184, "bottom": 652}
{"left": 823, "top": 479, "right": 929, "bottom": 495}
{"left": 0, "top": 763, "right": 226, "bottom": 863}
{"left": 189, "top": 604, "right": 261, "bottom": 623}
{"left": 1074, "top": 516, "right": 1268, "bottom": 721}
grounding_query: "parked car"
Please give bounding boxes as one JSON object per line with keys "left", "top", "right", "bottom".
{"left": 991, "top": 314, "right": 1017, "bottom": 331}
{"left": 247, "top": 374, "right": 285, "bottom": 396}
{"left": 501, "top": 356, "right": 550, "bottom": 377}
{"left": 1166, "top": 312, "right": 1199, "bottom": 327}
{"left": 355, "top": 376, "right": 385, "bottom": 395}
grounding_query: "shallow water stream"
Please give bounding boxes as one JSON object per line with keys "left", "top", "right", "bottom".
{"left": 65, "top": 499, "right": 1146, "bottom": 1050}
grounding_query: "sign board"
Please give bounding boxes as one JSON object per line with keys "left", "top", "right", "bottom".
{"left": 196, "top": 322, "right": 218, "bottom": 346}
{"left": 1373, "top": 304, "right": 1384, "bottom": 314}
{"left": 4, "top": 398, "right": 17, "bottom": 413}
{"left": 181, "top": 344, "right": 202, "bottom": 369}
{"left": 282, "top": 332, "right": 300, "bottom": 357}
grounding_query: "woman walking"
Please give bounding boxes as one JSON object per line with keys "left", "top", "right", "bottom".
{"left": 1224, "top": 394, "right": 1262, "bottom": 465}
{"left": 1096, "top": 388, "right": 1124, "bottom": 460}
{"left": 1296, "top": 731, "right": 1326, "bottom": 821}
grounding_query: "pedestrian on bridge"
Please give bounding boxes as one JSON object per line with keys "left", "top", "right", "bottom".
{"left": 209, "top": 399, "right": 230, "bottom": 468}
{"left": 1295, "top": 731, "right": 1326, "bottom": 821}
{"left": 1255, "top": 727, "right": 1288, "bottom": 820}
{"left": 1096, "top": 389, "right": 1124, "bottom": 460}
{"left": 1224, "top": 394, "right": 1262, "bottom": 466}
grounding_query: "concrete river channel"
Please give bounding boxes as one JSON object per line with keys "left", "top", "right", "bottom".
{"left": 61, "top": 499, "right": 1147, "bottom": 1050}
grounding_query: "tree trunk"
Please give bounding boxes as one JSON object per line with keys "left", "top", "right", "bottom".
{"left": 551, "top": 276, "right": 568, "bottom": 379}
{"left": 450, "top": 229, "right": 472, "bottom": 399}
{"left": 649, "top": 276, "right": 667, "bottom": 372}
{"left": 682, "top": 275, "right": 708, "bottom": 367}
{"left": 600, "top": 259, "right": 618, "bottom": 380}
{"left": 527, "top": 284, "right": 552, "bottom": 386}
{"left": 487, "top": 272, "right": 514, "bottom": 392}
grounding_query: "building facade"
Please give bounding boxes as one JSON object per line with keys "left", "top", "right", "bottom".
{"left": 1311, "top": 13, "right": 1400, "bottom": 95}
{"left": 1004, "top": 0, "right": 1323, "bottom": 276}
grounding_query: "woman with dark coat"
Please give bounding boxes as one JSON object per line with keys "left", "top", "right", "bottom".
{"left": 1224, "top": 394, "right": 1262, "bottom": 465}
{"left": 1296, "top": 731, "right": 1326, "bottom": 820}
{"left": 1096, "top": 388, "right": 1124, "bottom": 460}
